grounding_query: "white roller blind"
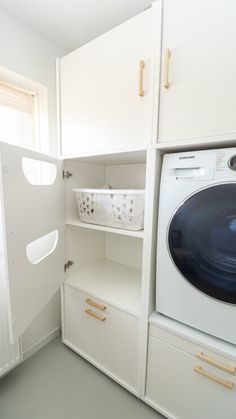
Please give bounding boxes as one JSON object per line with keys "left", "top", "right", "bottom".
{"left": 0, "top": 81, "right": 35, "bottom": 113}
{"left": 0, "top": 80, "right": 38, "bottom": 150}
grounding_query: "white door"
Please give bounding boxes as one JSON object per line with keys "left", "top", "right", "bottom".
{"left": 60, "top": 5, "right": 161, "bottom": 156}
{"left": 0, "top": 142, "right": 65, "bottom": 342}
{"left": 158, "top": 0, "right": 236, "bottom": 143}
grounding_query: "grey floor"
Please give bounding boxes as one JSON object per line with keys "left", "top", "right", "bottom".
{"left": 0, "top": 336, "right": 164, "bottom": 419}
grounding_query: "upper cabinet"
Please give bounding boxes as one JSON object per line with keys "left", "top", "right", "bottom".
{"left": 60, "top": 3, "right": 162, "bottom": 156}
{"left": 158, "top": 0, "right": 236, "bottom": 144}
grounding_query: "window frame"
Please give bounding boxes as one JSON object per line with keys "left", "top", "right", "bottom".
{"left": 0, "top": 65, "right": 49, "bottom": 154}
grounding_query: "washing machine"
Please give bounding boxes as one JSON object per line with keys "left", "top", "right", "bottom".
{"left": 156, "top": 147, "right": 236, "bottom": 344}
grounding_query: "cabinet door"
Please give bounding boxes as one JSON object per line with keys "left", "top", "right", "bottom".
{"left": 0, "top": 142, "right": 65, "bottom": 342}
{"left": 60, "top": 4, "right": 161, "bottom": 156}
{"left": 158, "top": 0, "right": 236, "bottom": 143}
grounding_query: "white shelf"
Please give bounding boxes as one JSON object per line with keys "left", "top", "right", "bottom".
{"left": 155, "top": 134, "right": 236, "bottom": 152}
{"left": 62, "top": 147, "right": 147, "bottom": 165}
{"left": 66, "top": 219, "right": 144, "bottom": 238}
{"left": 65, "top": 259, "right": 142, "bottom": 317}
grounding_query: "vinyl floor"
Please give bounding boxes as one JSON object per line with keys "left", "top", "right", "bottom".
{"left": 0, "top": 336, "right": 164, "bottom": 419}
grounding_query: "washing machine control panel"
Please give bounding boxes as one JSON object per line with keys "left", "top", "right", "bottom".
{"left": 215, "top": 148, "right": 236, "bottom": 179}
{"left": 162, "top": 147, "right": 236, "bottom": 182}
{"left": 227, "top": 155, "right": 236, "bottom": 171}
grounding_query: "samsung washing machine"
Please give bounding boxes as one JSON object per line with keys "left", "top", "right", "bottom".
{"left": 156, "top": 147, "right": 236, "bottom": 344}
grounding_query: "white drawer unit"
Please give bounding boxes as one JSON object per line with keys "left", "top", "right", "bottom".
{"left": 145, "top": 313, "right": 236, "bottom": 419}
{"left": 62, "top": 284, "right": 140, "bottom": 394}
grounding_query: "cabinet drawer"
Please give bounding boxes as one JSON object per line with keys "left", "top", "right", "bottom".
{"left": 146, "top": 335, "right": 236, "bottom": 419}
{"left": 149, "top": 315, "right": 236, "bottom": 374}
{"left": 63, "top": 289, "right": 139, "bottom": 393}
{"left": 64, "top": 283, "right": 140, "bottom": 327}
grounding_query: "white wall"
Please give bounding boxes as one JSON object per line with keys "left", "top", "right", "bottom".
{"left": 0, "top": 9, "right": 65, "bottom": 155}
{"left": 0, "top": 9, "right": 65, "bottom": 354}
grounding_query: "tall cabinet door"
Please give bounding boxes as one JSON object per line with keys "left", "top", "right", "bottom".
{"left": 60, "top": 3, "right": 162, "bottom": 156}
{"left": 0, "top": 143, "right": 65, "bottom": 342}
{"left": 158, "top": 0, "right": 236, "bottom": 143}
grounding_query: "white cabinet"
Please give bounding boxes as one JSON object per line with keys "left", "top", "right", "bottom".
{"left": 60, "top": 3, "right": 162, "bottom": 156}
{"left": 61, "top": 151, "right": 147, "bottom": 393}
{"left": 62, "top": 284, "right": 140, "bottom": 394}
{"left": 0, "top": 141, "right": 147, "bottom": 394}
{"left": 158, "top": 0, "right": 236, "bottom": 144}
{"left": 145, "top": 314, "right": 236, "bottom": 419}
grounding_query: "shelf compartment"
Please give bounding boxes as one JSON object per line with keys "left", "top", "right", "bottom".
{"left": 65, "top": 259, "right": 142, "bottom": 317}
{"left": 62, "top": 148, "right": 147, "bottom": 165}
{"left": 66, "top": 219, "right": 144, "bottom": 238}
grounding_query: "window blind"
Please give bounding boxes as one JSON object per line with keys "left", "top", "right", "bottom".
{"left": 0, "top": 81, "right": 35, "bottom": 113}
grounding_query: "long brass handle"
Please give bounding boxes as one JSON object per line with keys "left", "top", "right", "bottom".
{"left": 85, "top": 308, "right": 106, "bottom": 322}
{"left": 196, "top": 351, "right": 236, "bottom": 375}
{"left": 139, "top": 60, "right": 145, "bottom": 97}
{"left": 85, "top": 297, "right": 106, "bottom": 311}
{"left": 163, "top": 48, "right": 171, "bottom": 89}
{"left": 194, "top": 365, "right": 234, "bottom": 389}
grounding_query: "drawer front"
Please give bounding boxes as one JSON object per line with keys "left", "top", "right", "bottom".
{"left": 146, "top": 335, "right": 236, "bottom": 419}
{"left": 64, "top": 283, "right": 139, "bottom": 327}
{"left": 63, "top": 290, "right": 139, "bottom": 393}
{"left": 149, "top": 322, "right": 236, "bottom": 371}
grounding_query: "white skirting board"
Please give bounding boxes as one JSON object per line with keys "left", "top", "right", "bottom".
{"left": 22, "top": 327, "right": 60, "bottom": 361}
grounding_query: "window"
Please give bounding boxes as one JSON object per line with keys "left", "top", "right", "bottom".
{"left": 0, "top": 66, "right": 49, "bottom": 153}
{"left": 0, "top": 81, "right": 38, "bottom": 150}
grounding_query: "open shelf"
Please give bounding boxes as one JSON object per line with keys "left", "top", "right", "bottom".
{"left": 66, "top": 219, "right": 144, "bottom": 238}
{"left": 62, "top": 147, "right": 147, "bottom": 165}
{"left": 65, "top": 259, "right": 142, "bottom": 317}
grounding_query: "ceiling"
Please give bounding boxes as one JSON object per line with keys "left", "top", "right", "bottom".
{"left": 0, "top": 0, "right": 153, "bottom": 53}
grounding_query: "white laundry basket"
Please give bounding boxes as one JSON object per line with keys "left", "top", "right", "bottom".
{"left": 73, "top": 188, "right": 145, "bottom": 231}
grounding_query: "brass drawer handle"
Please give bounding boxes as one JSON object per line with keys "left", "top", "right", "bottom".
{"left": 85, "top": 297, "right": 106, "bottom": 311}
{"left": 85, "top": 308, "right": 106, "bottom": 322}
{"left": 196, "top": 351, "right": 236, "bottom": 375}
{"left": 139, "top": 60, "right": 145, "bottom": 97}
{"left": 194, "top": 365, "right": 234, "bottom": 390}
{"left": 163, "top": 48, "right": 171, "bottom": 89}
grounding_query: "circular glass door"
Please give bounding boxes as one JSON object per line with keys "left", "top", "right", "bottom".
{"left": 168, "top": 184, "right": 236, "bottom": 304}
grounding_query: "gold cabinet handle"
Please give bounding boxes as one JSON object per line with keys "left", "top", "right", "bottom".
{"left": 196, "top": 351, "right": 236, "bottom": 375}
{"left": 85, "top": 308, "right": 106, "bottom": 322}
{"left": 163, "top": 48, "right": 171, "bottom": 89}
{"left": 139, "top": 60, "right": 145, "bottom": 97}
{"left": 194, "top": 365, "right": 234, "bottom": 389}
{"left": 85, "top": 297, "right": 107, "bottom": 311}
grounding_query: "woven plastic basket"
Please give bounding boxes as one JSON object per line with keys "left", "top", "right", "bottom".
{"left": 73, "top": 188, "right": 145, "bottom": 231}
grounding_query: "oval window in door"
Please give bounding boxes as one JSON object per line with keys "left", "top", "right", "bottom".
{"left": 26, "top": 230, "right": 58, "bottom": 264}
{"left": 168, "top": 184, "right": 236, "bottom": 304}
{"left": 22, "top": 157, "right": 57, "bottom": 185}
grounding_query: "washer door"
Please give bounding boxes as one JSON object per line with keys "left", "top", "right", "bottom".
{"left": 168, "top": 184, "right": 236, "bottom": 304}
